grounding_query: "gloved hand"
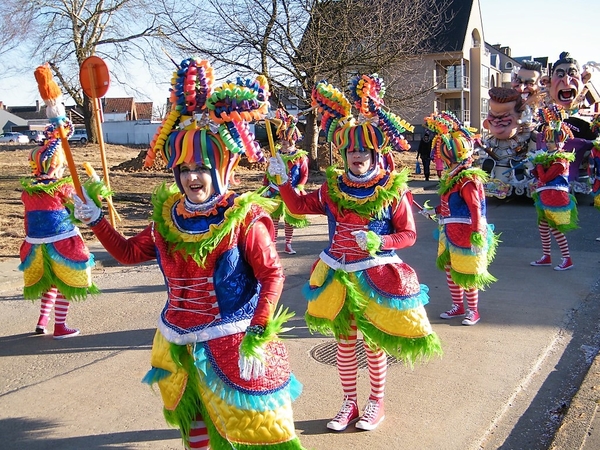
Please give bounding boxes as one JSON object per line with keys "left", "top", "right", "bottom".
{"left": 73, "top": 189, "right": 102, "bottom": 226}
{"left": 419, "top": 208, "right": 436, "bottom": 219}
{"left": 238, "top": 325, "right": 266, "bottom": 381}
{"left": 351, "top": 230, "right": 382, "bottom": 254}
{"left": 351, "top": 230, "right": 369, "bottom": 251}
{"left": 267, "top": 153, "right": 288, "bottom": 185}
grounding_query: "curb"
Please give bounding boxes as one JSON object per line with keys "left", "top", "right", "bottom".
{"left": 549, "top": 352, "right": 600, "bottom": 450}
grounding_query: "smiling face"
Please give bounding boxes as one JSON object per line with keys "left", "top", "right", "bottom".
{"left": 178, "top": 162, "right": 215, "bottom": 203}
{"left": 511, "top": 68, "right": 541, "bottom": 103}
{"left": 483, "top": 99, "right": 520, "bottom": 140}
{"left": 549, "top": 62, "right": 584, "bottom": 110}
{"left": 347, "top": 148, "right": 374, "bottom": 176}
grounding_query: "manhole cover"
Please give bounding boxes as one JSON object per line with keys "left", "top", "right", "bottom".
{"left": 310, "top": 340, "right": 400, "bottom": 369}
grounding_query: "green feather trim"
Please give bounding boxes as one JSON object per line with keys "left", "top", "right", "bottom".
{"left": 162, "top": 341, "right": 307, "bottom": 450}
{"left": 22, "top": 245, "right": 99, "bottom": 301}
{"left": 470, "top": 231, "right": 484, "bottom": 248}
{"left": 325, "top": 166, "right": 409, "bottom": 219}
{"left": 438, "top": 168, "right": 488, "bottom": 195}
{"left": 305, "top": 269, "right": 442, "bottom": 366}
{"left": 239, "top": 306, "right": 295, "bottom": 358}
{"left": 20, "top": 176, "right": 72, "bottom": 195}
{"left": 152, "top": 183, "right": 276, "bottom": 267}
{"left": 531, "top": 150, "right": 575, "bottom": 166}
{"left": 532, "top": 192, "right": 579, "bottom": 233}
{"left": 365, "top": 230, "right": 383, "bottom": 257}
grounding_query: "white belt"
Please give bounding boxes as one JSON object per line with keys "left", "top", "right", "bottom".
{"left": 438, "top": 217, "right": 472, "bottom": 225}
{"left": 319, "top": 251, "right": 401, "bottom": 273}
{"left": 25, "top": 228, "right": 80, "bottom": 244}
{"left": 535, "top": 185, "right": 569, "bottom": 193}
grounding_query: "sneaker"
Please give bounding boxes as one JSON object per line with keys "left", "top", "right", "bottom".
{"left": 554, "top": 257, "right": 573, "bottom": 271}
{"left": 327, "top": 397, "right": 359, "bottom": 431}
{"left": 35, "top": 326, "right": 47, "bottom": 335}
{"left": 355, "top": 398, "right": 385, "bottom": 431}
{"left": 462, "top": 309, "right": 480, "bottom": 326}
{"left": 530, "top": 255, "right": 552, "bottom": 266}
{"left": 284, "top": 244, "right": 297, "bottom": 255}
{"left": 440, "top": 304, "right": 465, "bottom": 319}
{"left": 53, "top": 324, "right": 80, "bottom": 340}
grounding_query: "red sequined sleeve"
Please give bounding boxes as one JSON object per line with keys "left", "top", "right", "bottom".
{"left": 240, "top": 216, "right": 284, "bottom": 328}
{"left": 380, "top": 190, "right": 417, "bottom": 250}
{"left": 279, "top": 182, "right": 326, "bottom": 215}
{"left": 461, "top": 180, "right": 485, "bottom": 233}
{"left": 91, "top": 218, "right": 157, "bottom": 264}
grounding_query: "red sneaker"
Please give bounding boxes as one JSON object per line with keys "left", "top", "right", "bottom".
{"left": 355, "top": 397, "right": 385, "bottom": 431}
{"left": 462, "top": 309, "right": 480, "bottom": 326}
{"left": 53, "top": 324, "right": 80, "bottom": 340}
{"left": 554, "top": 257, "right": 573, "bottom": 271}
{"left": 440, "top": 304, "right": 465, "bottom": 319}
{"left": 35, "top": 326, "right": 47, "bottom": 335}
{"left": 530, "top": 255, "right": 552, "bottom": 266}
{"left": 327, "top": 397, "right": 359, "bottom": 431}
{"left": 284, "top": 244, "right": 297, "bottom": 255}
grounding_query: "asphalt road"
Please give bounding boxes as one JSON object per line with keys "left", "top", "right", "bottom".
{"left": 1, "top": 180, "right": 599, "bottom": 449}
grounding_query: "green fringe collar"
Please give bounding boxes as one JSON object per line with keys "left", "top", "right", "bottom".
{"left": 20, "top": 176, "right": 72, "bottom": 195}
{"left": 438, "top": 168, "right": 488, "bottom": 195}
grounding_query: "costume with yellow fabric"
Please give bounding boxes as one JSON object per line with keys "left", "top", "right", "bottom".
{"left": 80, "top": 58, "right": 305, "bottom": 450}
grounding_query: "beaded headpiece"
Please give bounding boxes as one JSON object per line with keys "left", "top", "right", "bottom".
{"left": 145, "top": 58, "right": 270, "bottom": 195}
{"left": 311, "top": 73, "right": 413, "bottom": 171}
{"left": 28, "top": 122, "right": 74, "bottom": 178}
{"left": 423, "top": 111, "right": 476, "bottom": 168}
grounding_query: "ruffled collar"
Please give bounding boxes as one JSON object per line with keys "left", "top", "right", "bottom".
{"left": 438, "top": 167, "right": 488, "bottom": 195}
{"left": 326, "top": 166, "right": 408, "bottom": 218}
{"left": 20, "top": 176, "right": 72, "bottom": 195}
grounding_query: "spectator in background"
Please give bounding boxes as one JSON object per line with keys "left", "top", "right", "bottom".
{"left": 417, "top": 130, "right": 433, "bottom": 180}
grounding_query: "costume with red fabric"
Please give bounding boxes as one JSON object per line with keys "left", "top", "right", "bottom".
{"left": 90, "top": 184, "right": 303, "bottom": 449}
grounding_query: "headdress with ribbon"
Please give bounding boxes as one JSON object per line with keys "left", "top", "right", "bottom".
{"left": 423, "top": 111, "right": 476, "bottom": 168}
{"left": 145, "top": 57, "right": 270, "bottom": 195}
{"left": 310, "top": 73, "right": 413, "bottom": 172}
{"left": 274, "top": 108, "right": 302, "bottom": 143}
{"left": 29, "top": 122, "right": 74, "bottom": 179}
{"left": 537, "top": 104, "right": 574, "bottom": 148}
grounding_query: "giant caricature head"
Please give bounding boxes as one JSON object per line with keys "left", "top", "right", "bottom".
{"left": 511, "top": 60, "right": 542, "bottom": 105}
{"left": 483, "top": 87, "right": 525, "bottom": 140}
{"left": 541, "top": 52, "right": 592, "bottom": 111}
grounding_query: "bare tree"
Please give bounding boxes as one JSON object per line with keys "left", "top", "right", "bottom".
{"left": 161, "top": 0, "right": 451, "bottom": 169}
{"left": 0, "top": 0, "right": 188, "bottom": 142}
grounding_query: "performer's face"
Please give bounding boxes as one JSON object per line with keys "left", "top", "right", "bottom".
{"left": 347, "top": 147, "right": 374, "bottom": 176}
{"left": 511, "top": 68, "right": 541, "bottom": 102}
{"left": 549, "top": 62, "right": 584, "bottom": 110}
{"left": 179, "top": 161, "right": 215, "bottom": 204}
{"left": 483, "top": 100, "right": 520, "bottom": 140}
{"left": 279, "top": 139, "right": 295, "bottom": 153}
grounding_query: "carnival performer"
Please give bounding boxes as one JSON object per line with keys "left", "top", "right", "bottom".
{"left": 421, "top": 111, "right": 499, "bottom": 326}
{"left": 19, "top": 121, "right": 98, "bottom": 338}
{"left": 269, "top": 74, "right": 442, "bottom": 432}
{"left": 73, "top": 58, "right": 305, "bottom": 450}
{"left": 479, "top": 87, "right": 532, "bottom": 198}
{"left": 589, "top": 115, "right": 600, "bottom": 241}
{"left": 262, "top": 108, "right": 309, "bottom": 254}
{"left": 529, "top": 105, "right": 579, "bottom": 271}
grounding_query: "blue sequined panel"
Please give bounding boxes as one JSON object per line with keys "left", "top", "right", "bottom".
{"left": 214, "top": 247, "right": 259, "bottom": 319}
{"left": 26, "top": 209, "right": 74, "bottom": 238}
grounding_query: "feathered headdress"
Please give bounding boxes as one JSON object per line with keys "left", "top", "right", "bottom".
{"left": 145, "top": 58, "right": 270, "bottom": 195}
{"left": 424, "top": 111, "right": 476, "bottom": 168}
{"left": 311, "top": 73, "right": 413, "bottom": 171}
{"left": 274, "top": 108, "right": 302, "bottom": 143}
{"left": 538, "top": 104, "right": 574, "bottom": 147}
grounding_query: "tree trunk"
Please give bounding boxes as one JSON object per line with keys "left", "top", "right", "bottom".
{"left": 303, "top": 111, "right": 321, "bottom": 171}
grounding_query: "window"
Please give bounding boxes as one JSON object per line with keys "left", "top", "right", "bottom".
{"left": 505, "top": 62, "right": 513, "bottom": 70}
{"left": 446, "top": 65, "right": 463, "bottom": 89}
{"left": 482, "top": 66, "right": 490, "bottom": 89}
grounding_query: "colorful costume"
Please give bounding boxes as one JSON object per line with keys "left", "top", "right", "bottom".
{"left": 262, "top": 111, "right": 309, "bottom": 254}
{"left": 529, "top": 105, "right": 578, "bottom": 271}
{"left": 424, "top": 111, "right": 499, "bottom": 326}
{"left": 75, "top": 58, "right": 304, "bottom": 450}
{"left": 272, "top": 74, "right": 440, "bottom": 433}
{"left": 589, "top": 116, "right": 600, "bottom": 209}
{"left": 19, "top": 121, "right": 97, "bottom": 338}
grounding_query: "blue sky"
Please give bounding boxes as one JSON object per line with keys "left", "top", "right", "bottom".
{"left": 1, "top": 0, "right": 597, "bottom": 108}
